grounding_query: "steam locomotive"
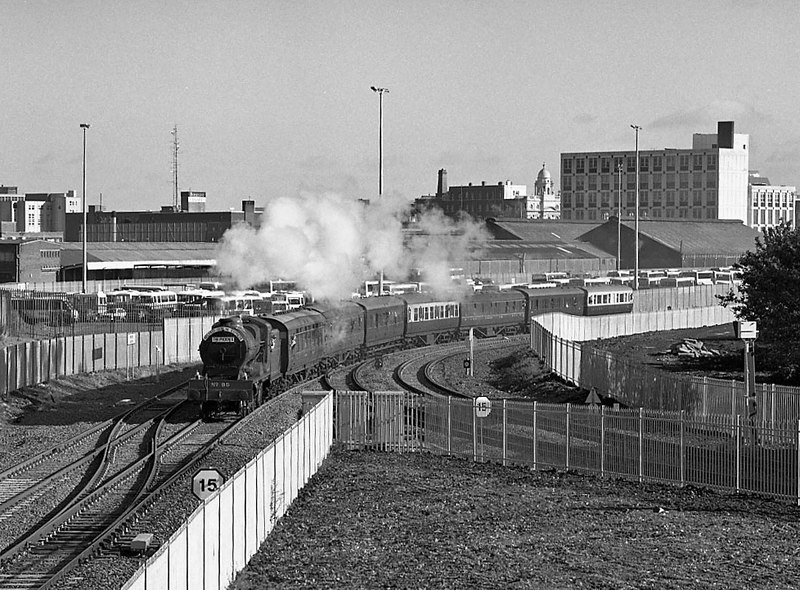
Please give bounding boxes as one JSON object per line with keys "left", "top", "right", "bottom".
{"left": 187, "top": 284, "right": 633, "bottom": 419}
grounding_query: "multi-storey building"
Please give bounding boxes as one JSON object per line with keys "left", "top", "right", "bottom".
{"left": 7, "top": 191, "right": 80, "bottom": 233}
{"left": 64, "top": 199, "right": 261, "bottom": 242}
{"left": 748, "top": 172, "right": 796, "bottom": 232}
{"left": 560, "top": 121, "right": 749, "bottom": 224}
{"left": 416, "top": 169, "right": 531, "bottom": 220}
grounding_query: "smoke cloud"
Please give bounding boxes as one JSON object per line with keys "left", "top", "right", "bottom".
{"left": 215, "top": 191, "right": 488, "bottom": 302}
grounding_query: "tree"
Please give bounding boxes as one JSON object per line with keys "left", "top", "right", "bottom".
{"left": 719, "top": 221, "right": 800, "bottom": 353}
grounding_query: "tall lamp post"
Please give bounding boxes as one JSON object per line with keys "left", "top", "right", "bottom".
{"left": 616, "top": 161, "right": 622, "bottom": 271}
{"left": 630, "top": 124, "right": 641, "bottom": 290}
{"left": 370, "top": 86, "right": 388, "bottom": 295}
{"left": 370, "top": 86, "right": 389, "bottom": 197}
{"left": 80, "top": 123, "right": 90, "bottom": 294}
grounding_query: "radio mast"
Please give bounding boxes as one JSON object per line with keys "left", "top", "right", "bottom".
{"left": 171, "top": 125, "right": 179, "bottom": 210}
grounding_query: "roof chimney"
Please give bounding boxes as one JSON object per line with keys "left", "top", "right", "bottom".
{"left": 437, "top": 168, "right": 448, "bottom": 197}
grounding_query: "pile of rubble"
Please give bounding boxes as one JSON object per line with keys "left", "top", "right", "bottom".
{"left": 667, "top": 338, "right": 721, "bottom": 358}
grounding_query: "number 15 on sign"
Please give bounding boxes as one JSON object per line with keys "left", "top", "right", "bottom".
{"left": 192, "top": 468, "right": 225, "bottom": 500}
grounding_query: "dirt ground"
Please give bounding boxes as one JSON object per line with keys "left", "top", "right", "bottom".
{"left": 230, "top": 451, "right": 800, "bottom": 590}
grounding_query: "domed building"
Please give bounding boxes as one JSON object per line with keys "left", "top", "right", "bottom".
{"left": 529, "top": 163, "right": 560, "bottom": 219}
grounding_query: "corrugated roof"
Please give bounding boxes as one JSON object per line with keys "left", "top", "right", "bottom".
{"left": 473, "top": 241, "right": 611, "bottom": 261}
{"left": 487, "top": 219, "right": 603, "bottom": 243}
{"left": 614, "top": 219, "right": 760, "bottom": 254}
{"left": 60, "top": 241, "right": 219, "bottom": 270}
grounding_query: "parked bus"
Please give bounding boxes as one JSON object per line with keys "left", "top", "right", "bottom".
{"left": 679, "top": 269, "right": 715, "bottom": 286}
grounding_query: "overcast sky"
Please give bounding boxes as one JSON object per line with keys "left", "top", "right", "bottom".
{"left": 2, "top": 0, "right": 798, "bottom": 212}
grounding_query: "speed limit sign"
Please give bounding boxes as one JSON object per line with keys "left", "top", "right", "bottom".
{"left": 474, "top": 396, "right": 492, "bottom": 418}
{"left": 192, "top": 468, "right": 225, "bottom": 500}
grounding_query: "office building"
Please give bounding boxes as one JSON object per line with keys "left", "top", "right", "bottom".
{"left": 560, "top": 121, "right": 749, "bottom": 223}
{"left": 748, "top": 172, "right": 796, "bottom": 231}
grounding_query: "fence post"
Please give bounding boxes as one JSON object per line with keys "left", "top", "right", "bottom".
{"left": 735, "top": 414, "right": 742, "bottom": 493}
{"left": 447, "top": 396, "right": 452, "bottom": 456}
{"left": 638, "top": 407, "right": 644, "bottom": 483}
{"left": 731, "top": 379, "right": 737, "bottom": 419}
{"left": 797, "top": 420, "right": 800, "bottom": 507}
{"left": 472, "top": 398, "right": 477, "bottom": 463}
{"left": 680, "top": 410, "right": 685, "bottom": 487}
{"left": 532, "top": 401, "right": 537, "bottom": 470}
{"left": 502, "top": 399, "right": 507, "bottom": 467}
{"left": 565, "top": 403, "right": 571, "bottom": 471}
{"left": 600, "top": 405, "right": 605, "bottom": 477}
{"left": 702, "top": 376, "right": 708, "bottom": 417}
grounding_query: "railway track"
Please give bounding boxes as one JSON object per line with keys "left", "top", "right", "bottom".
{"left": 0, "top": 382, "right": 212, "bottom": 589}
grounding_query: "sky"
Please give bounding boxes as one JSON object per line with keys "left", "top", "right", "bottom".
{"left": 2, "top": 0, "right": 800, "bottom": 214}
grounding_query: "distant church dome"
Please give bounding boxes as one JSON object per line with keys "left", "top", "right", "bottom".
{"left": 537, "top": 163, "right": 551, "bottom": 181}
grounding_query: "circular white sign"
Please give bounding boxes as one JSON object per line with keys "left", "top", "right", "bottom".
{"left": 474, "top": 396, "right": 491, "bottom": 418}
{"left": 192, "top": 468, "right": 225, "bottom": 500}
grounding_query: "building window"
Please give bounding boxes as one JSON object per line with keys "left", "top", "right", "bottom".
{"left": 679, "top": 190, "right": 689, "bottom": 206}
{"left": 588, "top": 157, "right": 597, "bottom": 173}
{"left": 679, "top": 173, "right": 689, "bottom": 189}
{"left": 652, "top": 156, "right": 662, "bottom": 172}
{"left": 627, "top": 175, "right": 636, "bottom": 190}
{"left": 666, "top": 208, "right": 675, "bottom": 218}
{"left": 614, "top": 157, "right": 623, "bottom": 172}
{"left": 652, "top": 175, "right": 662, "bottom": 189}
{"left": 707, "top": 173, "right": 717, "bottom": 188}
{"left": 666, "top": 174, "right": 676, "bottom": 189}
{"left": 653, "top": 208, "right": 662, "bottom": 218}
{"left": 601, "top": 192, "right": 610, "bottom": 208}
{"left": 575, "top": 193, "right": 585, "bottom": 208}
{"left": 575, "top": 210, "right": 585, "bottom": 220}
{"left": 626, "top": 157, "right": 636, "bottom": 172}
{"left": 666, "top": 191, "right": 675, "bottom": 206}
{"left": 588, "top": 210, "right": 596, "bottom": 220}
{"left": 693, "top": 155, "right": 703, "bottom": 170}
{"left": 562, "top": 194, "right": 572, "bottom": 208}
{"left": 563, "top": 177, "right": 572, "bottom": 190}
{"left": 601, "top": 158, "right": 610, "bottom": 173}
{"left": 588, "top": 176, "right": 597, "bottom": 190}
{"left": 666, "top": 155, "right": 676, "bottom": 171}
{"left": 679, "top": 155, "right": 690, "bottom": 170}
{"left": 639, "top": 175, "right": 648, "bottom": 189}
{"left": 576, "top": 177, "right": 585, "bottom": 191}
{"left": 706, "top": 209, "right": 715, "bottom": 219}
{"left": 693, "top": 172, "right": 703, "bottom": 188}
{"left": 679, "top": 208, "right": 688, "bottom": 218}
{"left": 626, "top": 192, "right": 635, "bottom": 207}
{"left": 652, "top": 191, "right": 662, "bottom": 207}
{"left": 588, "top": 192, "right": 597, "bottom": 207}
{"left": 707, "top": 154, "right": 717, "bottom": 170}
{"left": 692, "top": 208, "right": 702, "bottom": 218}
{"left": 601, "top": 175, "right": 610, "bottom": 190}
{"left": 693, "top": 191, "right": 702, "bottom": 206}
{"left": 562, "top": 158, "right": 572, "bottom": 174}
{"left": 640, "top": 156, "right": 649, "bottom": 172}
{"left": 576, "top": 159, "right": 585, "bottom": 174}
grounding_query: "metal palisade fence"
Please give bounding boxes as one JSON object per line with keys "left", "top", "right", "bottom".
{"left": 336, "top": 392, "right": 800, "bottom": 504}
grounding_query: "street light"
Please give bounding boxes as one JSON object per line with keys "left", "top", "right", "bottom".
{"left": 370, "top": 86, "right": 389, "bottom": 197}
{"left": 616, "top": 161, "right": 622, "bottom": 271}
{"left": 370, "top": 86, "right": 388, "bottom": 296}
{"left": 80, "top": 123, "right": 90, "bottom": 294}
{"left": 630, "top": 124, "right": 642, "bottom": 290}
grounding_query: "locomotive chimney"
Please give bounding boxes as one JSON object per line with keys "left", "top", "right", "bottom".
{"left": 437, "top": 168, "right": 448, "bottom": 198}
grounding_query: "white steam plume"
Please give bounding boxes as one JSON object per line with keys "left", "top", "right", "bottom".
{"left": 215, "top": 191, "right": 488, "bottom": 302}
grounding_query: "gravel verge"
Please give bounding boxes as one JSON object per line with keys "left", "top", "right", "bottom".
{"left": 229, "top": 450, "right": 800, "bottom": 590}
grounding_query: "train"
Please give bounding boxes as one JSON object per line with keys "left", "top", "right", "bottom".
{"left": 187, "top": 284, "right": 634, "bottom": 419}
